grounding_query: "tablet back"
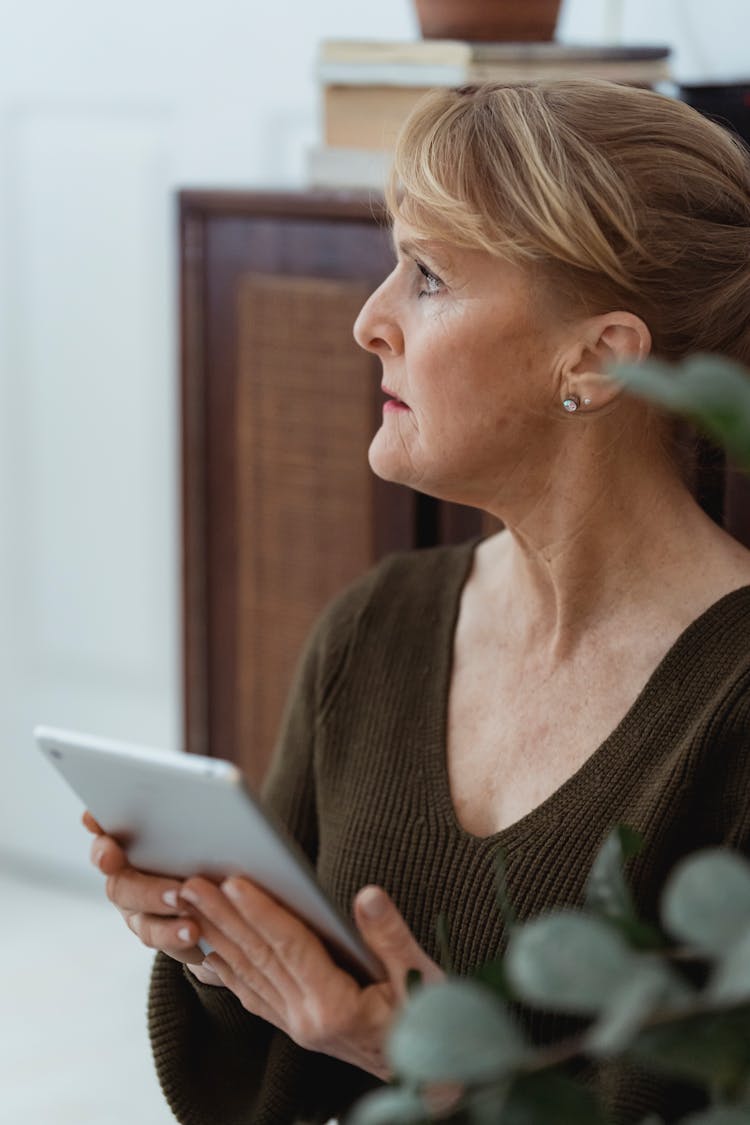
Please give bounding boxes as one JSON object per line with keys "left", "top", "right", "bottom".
{"left": 35, "top": 725, "right": 382, "bottom": 983}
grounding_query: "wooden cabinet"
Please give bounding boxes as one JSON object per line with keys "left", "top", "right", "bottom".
{"left": 179, "top": 190, "right": 749, "bottom": 782}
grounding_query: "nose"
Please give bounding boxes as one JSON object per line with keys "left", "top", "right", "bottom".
{"left": 353, "top": 276, "right": 404, "bottom": 358}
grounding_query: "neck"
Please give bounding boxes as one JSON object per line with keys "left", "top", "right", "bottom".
{"left": 480, "top": 448, "right": 744, "bottom": 663}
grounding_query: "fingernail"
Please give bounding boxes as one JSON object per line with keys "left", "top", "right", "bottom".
{"left": 162, "top": 889, "right": 179, "bottom": 909}
{"left": 91, "top": 842, "right": 105, "bottom": 867}
{"left": 177, "top": 926, "right": 193, "bottom": 944}
{"left": 179, "top": 886, "right": 200, "bottom": 906}
{"left": 201, "top": 959, "right": 218, "bottom": 975}
{"left": 221, "top": 879, "right": 240, "bottom": 901}
{"left": 359, "top": 887, "right": 386, "bottom": 920}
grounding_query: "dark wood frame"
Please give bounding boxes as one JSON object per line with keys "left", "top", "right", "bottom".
{"left": 185, "top": 193, "right": 364, "bottom": 760}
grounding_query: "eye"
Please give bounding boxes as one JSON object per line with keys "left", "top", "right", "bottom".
{"left": 416, "top": 261, "right": 444, "bottom": 298}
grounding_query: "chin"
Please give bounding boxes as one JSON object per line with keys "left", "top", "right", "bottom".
{"left": 367, "top": 425, "right": 426, "bottom": 485}
{"left": 367, "top": 434, "right": 468, "bottom": 505}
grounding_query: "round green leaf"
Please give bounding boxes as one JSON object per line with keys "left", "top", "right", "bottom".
{"left": 585, "top": 827, "right": 664, "bottom": 949}
{"left": 465, "top": 1085, "right": 509, "bottom": 1125}
{"left": 585, "top": 961, "right": 692, "bottom": 1057}
{"left": 500, "top": 1072, "right": 608, "bottom": 1125}
{"left": 614, "top": 355, "right": 750, "bottom": 472}
{"left": 630, "top": 1006, "right": 750, "bottom": 1088}
{"left": 505, "top": 910, "right": 637, "bottom": 1015}
{"left": 388, "top": 979, "right": 525, "bottom": 1085}
{"left": 661, "top": 850, "right": 750, "bottom": 954}
{"left": 681, "top": 1110, "right": 750, "bottom": 1125}
{"left": 585, "top": 824, "right": 643, "bottom": 921}
{"left": 710, "top": 930, "right": 750, "bottom": 1005}
{"left": 348, "top": 1087, "right": 429, "bottom": 1125}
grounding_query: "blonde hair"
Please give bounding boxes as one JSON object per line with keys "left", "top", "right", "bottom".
{"left": 387, "top": 81, "right": 750, "bottom": 365}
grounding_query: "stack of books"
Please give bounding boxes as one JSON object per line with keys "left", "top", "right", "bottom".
{"left": 308, "top": 39, "right": 672, "bottom": 190}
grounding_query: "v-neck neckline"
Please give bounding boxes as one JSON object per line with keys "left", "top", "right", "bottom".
{"left": 427, "top": 537, "right": 750, "bottom": 848}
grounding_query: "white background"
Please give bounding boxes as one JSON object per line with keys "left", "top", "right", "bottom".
{"left": 0, "top": 0, "right": 748, "bottom": 881}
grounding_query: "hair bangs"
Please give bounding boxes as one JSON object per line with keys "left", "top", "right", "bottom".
{"left": 386, "top": 89, "right": 524, "bottom": 261}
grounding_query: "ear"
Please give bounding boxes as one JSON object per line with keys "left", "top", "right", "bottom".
{"left": 560, "top": 312, "right": 652, "bottom": 411}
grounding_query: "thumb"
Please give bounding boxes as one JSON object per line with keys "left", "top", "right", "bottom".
{"left": 82, "top": 809, "right": 104, "bottom": 836}
{"left": 354, "top": 885, "right": 444, "bottom": 998}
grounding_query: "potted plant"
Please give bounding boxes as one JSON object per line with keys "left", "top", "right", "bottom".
{"left": 413, "top": 0, "right": 562, "bottom": 42}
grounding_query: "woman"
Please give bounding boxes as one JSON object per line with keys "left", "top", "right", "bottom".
{"left": 87, "top": 81, "right": 750, "bottom": 1124}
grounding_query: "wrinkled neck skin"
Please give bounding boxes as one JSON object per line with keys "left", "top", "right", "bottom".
{"left": 471, "top": 406, "right": 749, "bottom": 666}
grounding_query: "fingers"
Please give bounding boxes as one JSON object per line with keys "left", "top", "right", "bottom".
{"left": 82, "top": 810, "right": 104, "bottom": 835}
{"left": 189, "top": 878, "right": 362, "bottom": 1044}
{"left": 179, "top": 877, "right": 300, "bottom": 1009}
{"left": 182, "top": 877, "right": 409, "bottom": 1067}
{"left": 105, "top": 865, "right": 185, "bottom": 917}
{"left": 90, "top": 834, "right": 128, "bottom": 876}
{"left": 87, "top": 832, "right": 205, "bottom": 962}
{"left": 107, "top": 867, "right": 204, "bottom": 961}
{"left": 353, "top": 886, "right": 444, "bottom": 1000}
{"left": 125, "top": 910, "right": 204, "bottom": 962}
{"left": 89, "top": 834, "right": 187, "bottom": 922}
{"left": 201, "top": 954, "right": 282, "bottom": 1022}
{"left": 186, "top": 960, "right": 226, "bottom": 987}
{"left": 82, "top": 812, "right": 214, "bottom": 967}
{"left": 221, "top": 877, "right": 335, "bottom": 987}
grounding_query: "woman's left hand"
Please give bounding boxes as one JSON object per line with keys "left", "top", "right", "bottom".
{"left": 178, "top": 876, "right": 443, "bottom": 1080}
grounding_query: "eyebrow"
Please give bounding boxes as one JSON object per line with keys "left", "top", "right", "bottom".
{"left": 393, "top": 234, "right": 431, "bottom": 256}
{"left": 392, "top": 233, "right": 451, "bottom": 269}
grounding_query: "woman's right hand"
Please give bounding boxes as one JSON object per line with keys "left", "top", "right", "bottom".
{"left": 82, "top": 810, "right": 222, "bottom": 985}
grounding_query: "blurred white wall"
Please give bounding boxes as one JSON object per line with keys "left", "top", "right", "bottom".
{"left": 0, "top": 0, "right": 417, "bottom": 879}
{"left": 0, "top": 0, "right": 747, "bottom": 881}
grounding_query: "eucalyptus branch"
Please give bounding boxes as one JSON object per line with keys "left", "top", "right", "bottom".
{"left": 353, "top": 836, "right": 750, "bottom": 1125}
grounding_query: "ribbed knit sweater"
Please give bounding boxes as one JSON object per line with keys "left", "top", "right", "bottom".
{"left": 148, "top": 539, "right": 750, "bottom": 1125}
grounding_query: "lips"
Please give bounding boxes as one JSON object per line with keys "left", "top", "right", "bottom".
{"left": 382, "top": 385, "right": 410, "bottom": 410}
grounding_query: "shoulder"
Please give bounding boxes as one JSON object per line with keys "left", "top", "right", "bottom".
{"left": 667, "top": 587, "right": 750, "bottom": 776}
{"left": 317, "top": 538, "right": 477, "bottom": 639}
{"left": 701, "top": 663, "right": 750, "bottom": 851}
{"left": 700, "top": 585, "right": 750, "bottom": 701}
{"left": 715, "top": 659, "right": 750, "bottom": 740}
{"left": 688, "top": 619, "right": 750, "bottom": 850}
{"left": 302, "top": 539, "right": 478, "bottom": 701}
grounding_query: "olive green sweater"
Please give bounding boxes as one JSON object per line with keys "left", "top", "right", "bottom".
{"left": 148, "top": 540, "right": 750, "bottom": 1125}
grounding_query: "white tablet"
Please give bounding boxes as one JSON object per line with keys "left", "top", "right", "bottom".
{"left": 35, "top": 725, "right": 383, "bottom": 983}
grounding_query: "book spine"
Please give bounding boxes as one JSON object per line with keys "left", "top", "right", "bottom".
{"left": 324, "top": 86, "right": 432, "bottom": 149}
{"left": 467, "top": 59, "right": 671, "bottom": 83}
{"left": 318, "top": 59, "right": 670, "bottom": 88}
{"left": 318, "top": 62, "right": 470, "bottom": 87}
{"left": 306, "top": 146, "right": 392, "bottom": 191}
{"left": 319, "top": 38, "right": 471, "bottom": 66}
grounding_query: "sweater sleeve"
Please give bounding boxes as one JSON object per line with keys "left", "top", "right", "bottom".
{"left": 708, "top": 668, "right": 750, "bottom": 854}
{"left": 147, "top": 572, "right": 384, "bottom": 1125}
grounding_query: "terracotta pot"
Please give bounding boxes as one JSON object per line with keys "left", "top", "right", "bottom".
{"left": 414, "top": 0, "right": 561, "bottom": 42}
